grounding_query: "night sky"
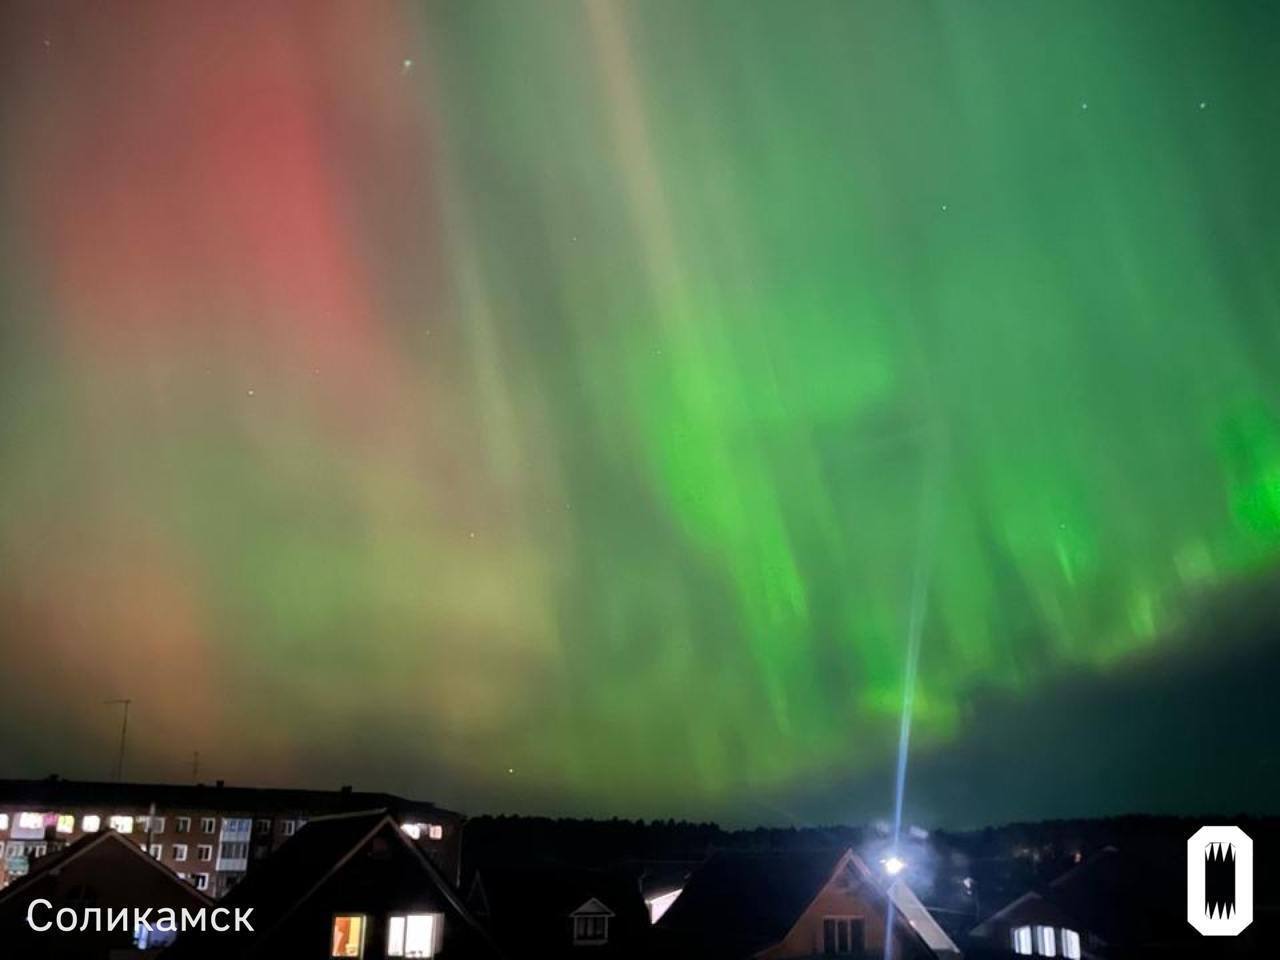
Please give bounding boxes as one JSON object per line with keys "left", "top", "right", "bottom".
{"left": 1, "top": 1, "right": 1278, "bottom": 828}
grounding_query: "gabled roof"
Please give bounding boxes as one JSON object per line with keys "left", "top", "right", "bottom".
{"left": 159, "top": 809, "right": 495, "bottom": 959}
{"left": 969, "top": 891, "right": 1083, "bottom": 938}
{"left": 657, "top": 848, "right": 945, "bottom": 959}
{"left": 571, "top": 897, "right": 615, "bottom": 918}
{"left": 656, "top": 848, "right": 850, "bottom": 957}
{"left": 0, "top": 829, "right": 213, "bottom": 909}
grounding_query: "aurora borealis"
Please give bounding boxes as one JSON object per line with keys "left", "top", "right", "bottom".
{"left": 1, "top": 1, "right": 1279, "bottom": 826}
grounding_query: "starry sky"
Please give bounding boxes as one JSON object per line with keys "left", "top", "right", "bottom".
{"left": 1, "top": 1, "right": 1278, "bottom": 828}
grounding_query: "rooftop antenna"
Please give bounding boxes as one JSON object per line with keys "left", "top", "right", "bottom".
{"left": 105, "top": 699, "right": 131, "bottom": 782}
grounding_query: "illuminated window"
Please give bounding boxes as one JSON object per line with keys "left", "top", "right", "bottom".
{"left": 0, "top": 814, "right": 8, "bottom": 831}
{"left": 174, "top": 844, "right": 188, "bottom": 862}
{"left": 82, "top": 815, "right": 100, "bottom": 832}
{"left": 1035, "top": 926, "right": 1057, "bottom": 957}
{"left": 387, "top": 913, "right": 439, "bottom": 957}
{"left": 1011, "top": 926, "right": 1033, "bottom": 955}
{"left": 427, "top": 824, "right": 443, "bottom": 840}
{"left": 56, "top": 815, "right": 75, "bottom": 834}
{"left": 331, "top": 914, "right": 366, "bottom": 958}
{"left": 109, "top": 815, "right": 134, "bottom": 834}
{"left": 821, "top": 917, "right": 864, "bottom": 955}
{"left": 400, "top": 823, "right": 422, "bottom": 840}
{"left": 17, "top": 812, "right": 44, "bottom": 830}
{"left": 176, "top": 817, "right": 191, "bottom": 834}
{"left": 193, "top": 873, "right": 209, "bottom": 892}
{"left": 1060, "top": 929, "right": 1081, "bottom": 959}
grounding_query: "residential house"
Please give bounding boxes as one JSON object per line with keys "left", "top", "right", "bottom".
{"left": 966, "top": 892, "right": 1095, "bottom": 959}
{"left": 162, "top": 810, "right": 499, "bottom": 959}
{"left": 656, "top": 847, "right": 956, "bottom": 959}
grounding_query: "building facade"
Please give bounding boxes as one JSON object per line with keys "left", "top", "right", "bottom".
{"left": 0, "top": 777, "right": 462, "bottom": 898}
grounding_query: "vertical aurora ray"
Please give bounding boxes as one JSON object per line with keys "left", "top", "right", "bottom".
{"left": 1, "top": 0, "right": 1279, "bottom": 820}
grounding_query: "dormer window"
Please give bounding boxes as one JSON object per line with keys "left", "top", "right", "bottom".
{"left": 1060, "top": 928, "right": 1081, "bottom": 959}
{"left": 570, "top": 898, "right": 614, "bottom": 946}
{"left": 573, "top": 915, "right": 608, "bottom": 945}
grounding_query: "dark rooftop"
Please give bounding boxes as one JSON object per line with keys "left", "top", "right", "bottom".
{"left": 0, "top": 777, "right": 458, "bottom": 818}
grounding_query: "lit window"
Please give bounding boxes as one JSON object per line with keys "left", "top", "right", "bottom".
{"left": 821, "top": 917, "right": 864, "bottom": 955}
{"left": 193, "top": 873, "right": 209, "bottom": 891}
{"left": 1060, "top": 929, "right": 1081, "bottom": 960}
{"left": 427, "top": 824, "right": 443, "bottom": 841}
{"left": 1035, "top": 925, "right": 1057, "bottom": 957}
{"left": 388, "top": 913, "right": 439, "bottom": 957}
{"left": 331, "top": 914, "right": 366, "bottom": 958}
{"left": 176, "top": 817, "right": 191, "bottom": 833}
{"left": 573, "top": 915, "right": 609, "bottom": 946}
{"left": 82, "top": 815, "right": 100, "bottom": 832}
{"left": 17, "top": 812, "right": 44, "bottom": 830}
{"left": 400, "top": 823, "right": 422, "bottom": 840}
{"left": 56, "top": 815, "right": 75, "bottom": 834}
{"left": 1012, "top": 926, "right": 1033, "bottom": 955}
{"left": 109, "top": 815, "right": 134, "bottom": 834}
{"left": 174, "top": 844, "right": 188, "bottom": 862}
{"left": 0, "top": 814, "right": 8, "bottom": 831}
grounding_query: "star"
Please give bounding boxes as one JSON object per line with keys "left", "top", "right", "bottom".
{"left": 941, "top": 203, "right": 948, "bottom": 212}
{"left": 401, "top": 58, "right": 413, "bottom": 74}
{"left": 1080, "top": 101, "right": 1089, "bottom": 111}
{"left": 247, "top": 389, "right": 255, "bottom": 397}
{"left": 1199, "top": 101, "right": 1208, "bottom": 110}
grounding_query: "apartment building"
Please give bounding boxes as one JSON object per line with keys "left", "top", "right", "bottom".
{"left": 0, "top": 777, "right": 462, "bottom": 898}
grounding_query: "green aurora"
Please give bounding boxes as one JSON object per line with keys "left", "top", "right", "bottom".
{"left": 1, "top": 0, "right": 1278, "bottom": 823}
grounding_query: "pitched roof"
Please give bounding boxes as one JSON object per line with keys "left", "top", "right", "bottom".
{"left": 656, "top": 848, "right": 850, "bottom": 957}
{"left": 165, "top": 809, "right": 495, "bottom": 958}
{"left": 889, "top": 880, "right": 962, "bottom": 957}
